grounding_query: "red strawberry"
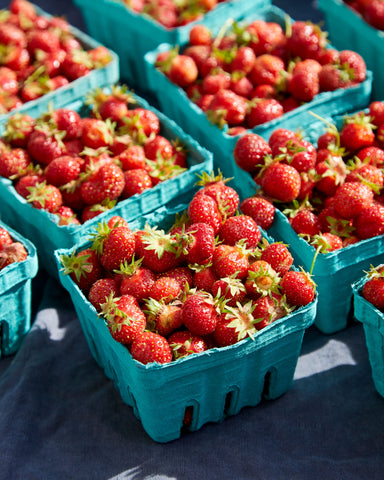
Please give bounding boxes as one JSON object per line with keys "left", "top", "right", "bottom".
{"left": 240, "top": 196, "right": 275, "bottom": 230}
{"left": 0, "top": 148, "right": 32, "bottom": 179}
{"left": 192, "top": 264, "right": 217, "bottom": 292}
{"left": 144, "top": 299, "right": 183, "bottom": 337}
{"left": 211, "top": 276, "right": 246, "bottom": 306}
{"left": 246, "top": 19, "right": 285, "bottom": 56}
{"left": 188, "top": 192, "right": 223, "bottom": 234}
{"left": 60, "top": 247, "right": 102, "bottom": 293}
{"left": 219, "top": 215, "right": 261, "bottom": 248}
{"left": 195, "top": 171, "right": 240, "bottom": 218}
{"left": 249, "top": 54, "right": 285, "bottom": 86}
{"left": 289, "top": 209, "right": 322, "bottom": 236}
{"left": 96, "top": 225, "right": 135, "bottom": 272}
{"left": 26, "top": 181, "right": 63, "bottom": 213}
{"left": 168, "top": 330, "right": 208, "bottom": 359}
{"left": 310, "top": 232, "right": 343, "bottom": 252}
{"left": 122, "top": 168, "right": 152, "bottom": 198}
{"left": 212, "top": 243, "right": 250, "bottom": 279}
{"left": 339, "top": 113, "right": 375, "bottom": 153}
{"left": 88, "top": 277, "right": 120, "bottom": 312}
{"left": 189, "top": 24, "right": 212, "bottom": 46}
{"left": 287, "top": 59, "right": 321, "bottom": 102}
{"left": 81, "top": 118, "right": 114, "bottom": 149}
{"left": 233, "top": 133, "right": 272, "bottom": 173}
{"left": 27, "top": 129, "right": 65, "bottom": 165}
{"left": 280, "top": 270, "right": 316, "bottom": 307}
{"left": 206, "top": 89, "right": 248, "bottom": 127}
{"left": 213, "top": 301, "right": 257, "bottom": 346}
{"left": 167, "top": 53, "right": 199, "bottom": 88}
{"left": 0, "top": 242, "right": 28, "bottom": 270}
{"left": 0, "top": 228, "right": 13, "bottom": 248}
{"left": 247, "top": 98, "right": 284, "bottom": 128}
{"left": 3, "top": 113, "right": 35, "bottom": 148}
{"left": 261, "top": 162, "right": 301, "bottom": 202}
{"left": 333, "top": 181, "right": 374, "bottom": 219}
{"left": 345, "top": 163, "right": 384, "bottom": 190}
{"left": 177, "top": 222, "right": 215, "bottom": 265}
{"left": 356, "top": 146, "right": 384, "bottom": 167}
{"left": 260, "top": 242, "right": 294, "bottom": 276}
{"left": 149, "top": 276, "right": 181, "bottom": 303}
{"left": 269, "top": 128, "right": 300, "bottom": 157}
{"left": 101, "top": 294, "right": 146, "bottom": 345}
{"left": 202, "top": 71, "right": 231, "bottom": 95}
{"left": 14, "top": 174, "right": 44, "bottom": 199}
{"left": 44, "top": 155, "right": 81, "bottom": 187}
{"left": 369, "top": 101, "right": 384, "bottom": 127}
{"left": 252, "top": 292, "right": 288, "bottom": 330}
{"left": 362, "top": 265, "right": 384, "bottom": 310}
{"left": 123, "top": 108, "right": 160, "bottom": 138}
{"left": 119, "top": 145, "right": 146, "bottom": 170}
{"left": 244, "top": 259, "right": 280, "bottom": 299}
{"left": 80, "top": 161, "right": 125, "bottom": 205}
{"left": 119, "top": 261, "right": 156, "bottom": 303}
{"left": 53, "top": 108, "right": 82, "bottom": 140}
{"left": 286, "top": 21, "right": 327, "bottom": 61}
{"left": 354, "top": 203, "right": 384, "bottom": 239}
{"left": 338, "top": 50, "right": 367, "bottom": 83}
{"left": 182, "top": 293, "right": 218, "bottom": 336}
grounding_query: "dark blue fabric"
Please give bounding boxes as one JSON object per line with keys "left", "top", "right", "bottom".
{"left": 1, "top": 1, "right": 383, "bottom": 479}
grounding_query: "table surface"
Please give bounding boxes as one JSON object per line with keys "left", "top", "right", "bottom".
{"left": 1, "top": 1, "right": 384, "bottom": 479}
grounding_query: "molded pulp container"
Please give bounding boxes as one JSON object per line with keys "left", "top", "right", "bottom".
{"left": 55, "top": 198, "right": 317, "bottom": 443}
{"left": 0, "top": 3, "right": 120, "bottom": 126}
{"left": 269, "top": 211, "right": 384, "bottom": 335}
{"left": 73, "top": 0, "right": 270, "bottom": 90}
{"left": 143, "top": 5, "right": 373, "bottom": 190}
{"left": 0, "top": 221, "right": 38, "bottom": 357}
{"left": 353, "top": 275, "right": 384, "bottom": 398}
{"left": 0, "top": 93, "right": 213, "bottom": 279}
{"left": 319, "top": 0, "right": 384, "bottom": 101}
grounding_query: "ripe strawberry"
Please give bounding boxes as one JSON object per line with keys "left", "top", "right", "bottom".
{"left": 167, "top": 53, "right": 198, "bottom": 88}
{"left": 96, "top": 224, "right": 135, "bottom": 272}
{"left": 219, "top": 215, "right": 261, "bottom": 248}
{"left": 119, "top": 145, "right": 146, "bottom": 170}
{"left": 188, "top": 192, "right": 223, "bottom": 234}
{"left": 189, "top": 24, "right": 212, "bottom": 46}
{"left": 356, "top": 146, "right": 384, "bottom": 167}
{"left": 252, "top": 292, "right": 288, "bottom": 330}
{"left": 44, "top": 155, "right": 81, "bottom": 187}
{"left": 249, "top": 54, "right": 285, "bottom": 87}
{"left": 158, "top": 266, "right": 193, "bottom": 291}
{"left": 260, "top": 241, "right": 294, "bottom": 276}
{"left": 202, "top": 71, "right": 231, "bottom": 95}
{"left": 211, "top": 276, "right": 246, "bottom": 306}
{"left": 123, "top": 107, "right": 160, "bottom": 138}
{"left": 287, "top": 59, "right": 321, "bottom": 102}
{"left": 206, "top": 89, "right": 248, "bottom": 127}
{"left": 345, "top": 163, "right": 384, "bottom": 190}
{"left": 289, "top": 209, "right": 322, "bottom": 236}
{"left": 339, "top": 113, "right": 375, "bottom": 152}
{"left": 118, "top": 262, "right": 155, "bottom": 304}
{"left": 280, "top": 270, "right": 316, "bottom": 307}
{"left": 268, "top": 128, "right": 300, "bottom": 157}
{"left": 144, "top": 135, "right": 173, "bottom": 161}
{"left": 277, "top": 138, "right": 317, "bottom": 173}
{"left": 177, "top": 222, "right": 215, "bottom": 265}
{"left": 14, "top": 174, "right": 44, "bottom": 199}
{"left": 213, "top": 301, "right": 258, "bottom": 347}
{"left": 362, "top": 265, "right": 384, "bottom": 310}
{"left": 310, "top": 232, "right": 344, "bottom": 252}
{"left": 168, "top": 330, "right": 208, "bottom": 359}
{"left": 247, "top": 98, "right": 284, "bottom": 128}
{"left": 149, "top": 276, "right": 181, "bottom": 303}
{"left": 286, "top": 21, "right": 327, "bottom": 61}
{"left": 354, "top": 203, "right": 384, "bottom": 239}
{"left": 338, "top": 50, "right": 367, "bottom": 83}
{"left": 101, "top": 294, "right": 146, "bottom": 345}
{"left": 212, "top": 243, "right": 250, "bottom": 279}
{"left": 80, "top": 161, "right": 125, "bottom": 205}
{"left": 122, "top": 168, "right": 152, "bottom": 198}
{"left": 318, "top": 63, "right": 354, "bottom": 91}
{"left": 230, "top": 46, "right": 256, "bottom": 74}
{"left": 195, "top": 171, "right": 240, "bottom": 218}
{"left": 315, "top": 150, "right": 348, "bottom": 196}
{"left": 260, "top": 162, "right": 301, "bottom": 202}
{"left": 240, "top": 196, "right": 275, "bottom": 230}
{"left": 60, "top": 247, "right": 102, "bottom": 293}
{"left": 27, "top": 129, "right": 65, "bottom": 165}
{"left": 0, "top": 228, "right": 13, "bottom": 249}
{"left": 144, "top": 299, "right": 183, "bottom": 337}
{"left": 81, "top": 118, "right": 114, "bottom": 149}
{"left": 369, "top": 101, "right": 384, "bottom": 127}
{"left": 182, "top": 293, "right": 218, "bottom": 336}
{"left": 246, "top": 19, "right": 285, "bottom": 56}
{"left": 233, "top": 133, "right": 272, "bottom": 173}
{"left": 192, "top": 264, "right": 217, "bottom": 292}
{"left": 0, "top": 23, "right": 26, "bottom": 48}
{"left": 0, "top": 148, "right": 32, "bottom": 179}
{"left": 3, "top": 113, "right": 35, "bottom": 148}
{"left": 333, "top": 181, "right": 374, "bottom": 219}
{"left": 88, "top": 277, "right": 120, "bottom": 312}
{"left": 0, "top": 242, "right": 28, "bottom": 270}
{"left": 26, "top": 181, "right": 63, "bottom": 213}
{"left": 244, "top": 259, "right": 280, "bottom": 299}
{"left": 53, "top": 108, "right": 82, "bottom": 140}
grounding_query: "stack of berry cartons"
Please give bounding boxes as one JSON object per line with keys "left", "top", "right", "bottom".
{"left": 230, "top": 100, "right": 384, "bottom": 334}
{"left": 54, "top": 179, "right": 317, "bottom": 442}
{"left": 0, "top": 1, "right": 119, "bottom": 125}
{"left": 0, "top": 85, "right": 213, "bottom": 279}
{"left": 0, "top": 220, "right": 38, "bottom": 357}
{"left": 319, "top": 0, "right": 384, "bottom": 100}
{"left": 352, "top": 265, "right": 384, "bottom": 398}
{"left": 72, "top": 0, "right": 270, "bottom": 92}
{"left": 143, "top": 4, "right": 373, "bottom": 192}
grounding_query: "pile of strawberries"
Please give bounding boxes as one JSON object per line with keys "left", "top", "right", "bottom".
{"left": 121, "top": 0, "right": 229, "bottom": 29}
{"left": 361, "top": 264, "right": 384, "bottom": 311}
{"left": 0, "top": 0, "right": 113, "bottom": 114}
{"left": 60, "top": 174, "right": 316, "bottom": 365}
{"left": 0, "top": 85, "right": 189, "bottom": 225}
{"left": 0, "top": 225, "right": 28, "bottom": 271}
{"left": 155, "top": 16, "right": 367, "bottom": 132}
{"left": 234, "top": 99, "right": 384, "bottom": 254}
{"left": 345, "top": 0, "right": 384, "bottom": 31}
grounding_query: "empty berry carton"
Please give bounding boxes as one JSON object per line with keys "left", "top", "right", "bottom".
{"left": 0, "top": 220, "right": 38, "bottom": 357}
{"left": 0, "top": 1, "right": 119, "bottom": 125}
{"left": 143, "top": 4, "right": 373, "bottom": 185}
{"left": 319, "top": 0, "right": 384, "bottom": 101}
{"left": 73, "top": 0, "right": 270, "bottom": 91}
{"left": 353, "top": 269, "right": 384, "bottom": 398}
{"left": 0, "top": 87, "right": 213, "bottom": 279}
{"left": 54, "top": 184, "right": 317, "bottom": 443}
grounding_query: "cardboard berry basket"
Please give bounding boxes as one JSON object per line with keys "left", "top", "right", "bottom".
{"left": 352, "top": 275, "right": 384, "bottom": 398}
{"left": 72, "top": 0, "right": 270, "bottom": 91}
{"left": 318, "top": 0, "right": 384, "bottom": 101}
{"left": 0, "top": 220, "right": 38, "bottom": 357}
{"left": 143, "top": 5, "right": 373, "bottom": 189}
{"left": 54, "top": 197, "right": 317, "bottom": 443}
{"left": 0, "top": 3, "right": 120, "bottom": 126}
{"left": 0, "top": 93, "right": 213, "bottom": 279}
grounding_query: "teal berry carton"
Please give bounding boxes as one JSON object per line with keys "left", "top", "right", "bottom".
{"left": 143, "top": 4, "right": 373, "bottom": 189}
{"left": 0, "top": 220, "right": 38, "bottom": 357}
{"left": 0, "top": 88, "right": 213, "bottom": 279}
{"left": 0, "top": 3, "right": 120, "bottom": 126}
{"left": 353, "top": 270, "right": 384, "bottom": 398}
{"left": 319, "top": 0, "right": 384, "bottom": 101}
{"left": 54, "top": 193, "right": 317, "bottom": 443}
{"left": 72, "top": 0, "right": 271, "bottom": 91}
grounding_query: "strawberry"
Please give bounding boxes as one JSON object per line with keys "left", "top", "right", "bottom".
{"left": 26, "top": 181, "right": 63, "bottom": 213}
{"left": 365, "top": 0, "right": 384, "bottom": 29}
{"left": 260, "top": 162, "right": 301, "bottom": 202}
{"left": 354, "top": 203, "right": 384, "bottom": 239}
{"left": 167, "top": 53, "right": 199, "bottom": 88}
{"left": 122, "top": 168, "right": 152, "bottom": 198}
{"left": 149, "top": 276, "right": 181, "bottom": 303}
{"left": 213, "top": 301, "right": 258, "bottom": 346}
{"left": 315, "top": 150, "right": 348, "bottom": 196}
{"left": 202, "top": 71, "right": 231, "bottom": 95}
{"left": 211, "top": 276, "right": 246, "bottom": 306}
{"left": 27, "top": 129, "right": 65, "bottom": 165}
{"left": 240, "top": 196, "right": 275, "bottom": 230}
{"left": 310, "top": 232, "right": 344, "bottom": 252}
{"left": 14, "top": 174, "right": 44, "bottom": 199}
{"left": 369, "top": 101, "right": 384, "bottom": 127}
{"left": 333, "top": 181, "right": 374, "bottom": 219}
{"left": 269, "top": 128, "right": 300, "bottom": 157}
{"left": 195, "top": 171, "right": 239, "bottom": 218}
{"left": 276, "top": 138, "right": 317, "bottom": 173}
{"left": 0, "top": 242, "right": 28, "bottom": 270}
{"left": 287, "top": 59, "right": 321, "bottom": 102}
{"left": 244, "top": 259, "right": 280, "bottom": 299}
{"left": 286, "top": 20, "right": 327, "bottom": 61}
{"left": 88, "top": 277, "right": 119, "bottom": 312}
{"left": 181, "top": 292, "right": 218, "bottom": 336}
{"left": 246, "top": 19, "right": 285, "bottom": 56}
{"left": 192, "top": 264, "right": 217, "bottom": 292}
{"left": 206, "top": 89, "right": 248, "bottom": 127}
{"left": 219, "top": 215, "right": 261, "bottom": 248}
{"left": 289, "top": 209, "right": 322, "bottom": 236}
{"left": 247, "top": 98, "right": 284, "bottom": 128}
{"left": 188, "top": 192, "right": 223, "bottom": 234}
{"left": 53, "top": 108, "right": 82, "bottom": 140}
{"left": 94, "top": 224, "right": 135, "bottom": 273}
{"left": 249, "top": 54, "right": 285, "bottom": 87}
{"left": 0, "top": 228, "right": 13, "bottom": 248}
{"left": 81, "top": 118, "right": 114, "bottom": 149}
{"left": 3, "top": 113, "right": 35, "bottom": 148}
{"left": 189, "top": 24, "right": 212, "bottom": 46}
{"left": 60, "top": 247, "right": 102, "bottom": 293}
{"left": 101, "top": 294, "right": 146, "bottom": 345}
{"left": 345, "top": 163, "right": 384, "bottom": 190}
{"left": 260, "top": 241, "right": 294, "bottom": 276}
{"left": 362, "top": 265, "right": 384, "bottom": 310}
{"left": 0, "top": 148, "right": 32, "bottom": 179}
{"left": 318, "top": 63, "right": 354, "bottom": 91}
{"left": 212, "top": 243, "right": 250, "bottom": 279}
{"left": 356, "top": 146, "right": 384, "bottom": 167}
{"left": 168, "top": 330, "right": 208, "bottom": 359}
{"left": 158, "top": 266, "right": 193, "bottom": 291}
{"left": 44, "top": 155, "right": 81, "bottom": 187}
{"left": 80, "top": 161, "right": 125, "bottom": 205}
{"left": 338, "top": 50, "right": 366, "bottom": 83}
{"left": 177, "top": 222, "right": 215, "bottom": 265}
{"left": 280, "top": 270, "right": 316, "bottom": 307}
{"left": 0, "top": 23, "right": 26, "bottom": 48}
{"left": 123, "top": 107, "right": 160, "bottom": 138}
{"left": 144, "top": 135, "right": 173, "bottom": 161}
{"left": 339, "top": 113, "right": 375, "bottom": 153}
{"left": 119, "top": 145, "right": 146, "bottom": 170}
{"left": 144, "top": 299, "right": 183, "bottom": 337}
{"left": 233, "top": 133, "right": 272, "bottom": 173}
